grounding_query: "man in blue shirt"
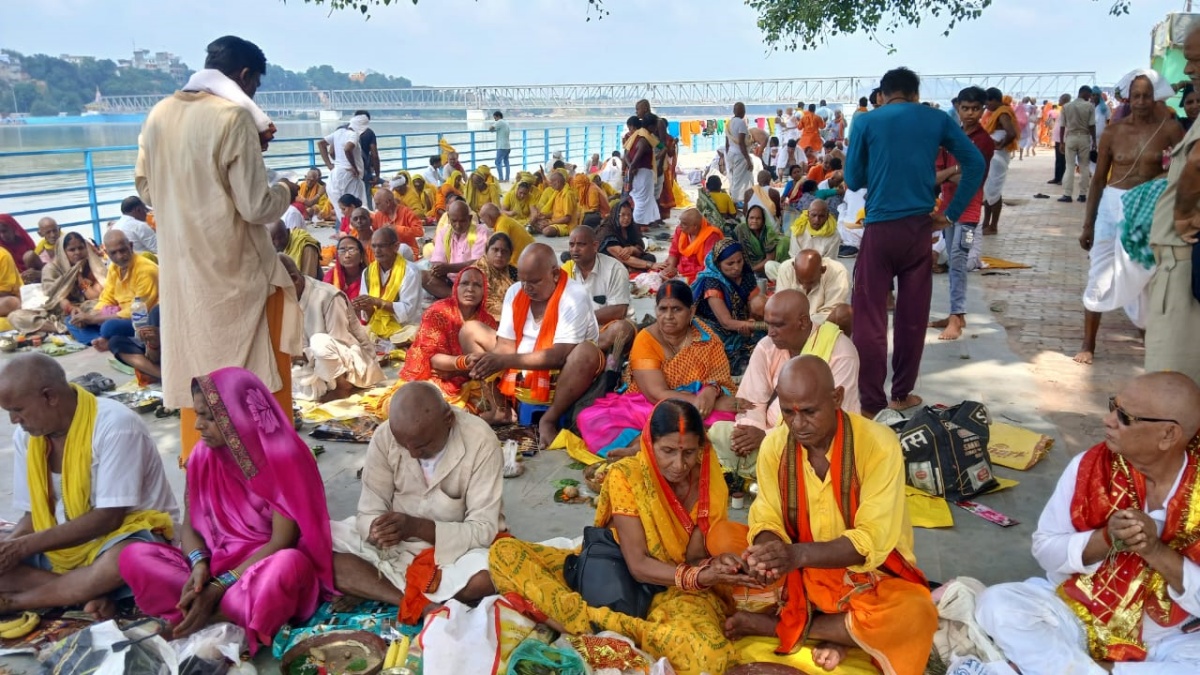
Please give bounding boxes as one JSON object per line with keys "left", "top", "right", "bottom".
{"left": 843, "top": 67, "right": 985, "bottom": 417}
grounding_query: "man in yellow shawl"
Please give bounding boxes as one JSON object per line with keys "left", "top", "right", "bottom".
{"left": 352, "top": 227, "right": 422, "bottom": 344}
{"left": 480, "top": 203, "right": 534, "bottom": 262}
{"left": 501, "top": 177, "right": 537, "bottom": 226}
{"left": 393, "top": 172, "right": 436, "bottom": 226}
{"left": 0, "top": 354, "right": 178, "bottom": 617}
{"left": 299, "top": 168, "right": 333, "bottom": 221}
{"left": 573, "top": 172, "right": 610, "bottom": 228}
{"left": 789, "top": 199, "right": 840, "bottom": 260}
{"left": 980, "top": 88, "right": 1019, "bottom": 235}
{"left": 723, "top": 355, "right": 936, "bottom": 674}
{"left": 529, "top": 170, "right": 579, "bottom": 237}
{"left": 268, "top": 219, "right": 321, "bottom": 279}
{"left": 708, "top": 290, "right": 859, "bottom": 478}
{"left": 464, "top": 166, "right": 501, "bottom": 213}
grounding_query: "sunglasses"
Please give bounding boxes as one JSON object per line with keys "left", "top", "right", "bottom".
{"left": 1108, "top": 396, "right": 1178, "bottom": 427}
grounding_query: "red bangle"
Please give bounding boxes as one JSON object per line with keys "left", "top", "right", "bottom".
{"left": 1102, "top": 528, "right": 1113, "bottom": 547}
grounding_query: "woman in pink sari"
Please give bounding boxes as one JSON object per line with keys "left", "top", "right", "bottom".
{"left": 118, "top": 367, "right": 334, "bottom": 651}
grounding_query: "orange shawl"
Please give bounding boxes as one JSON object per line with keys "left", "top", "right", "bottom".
{"left": 775, "top": 413, "right": 927, "bottom": 655}
{"left": 499, "top": 271, "right": 569, "bottom": 403}
{"left": 1058, "top": 439, "right": 1200, "bottom": 661}
{"left": 679, "top": 218, "right": 722, "bottom": 261}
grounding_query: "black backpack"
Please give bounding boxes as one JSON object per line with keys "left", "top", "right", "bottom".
{"left": 898, "top": 401, "right": 999, "bottom": 502}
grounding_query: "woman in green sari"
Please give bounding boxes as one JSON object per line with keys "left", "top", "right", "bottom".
{"left": 733, "top": 204, "right": 780, "bottom": 278}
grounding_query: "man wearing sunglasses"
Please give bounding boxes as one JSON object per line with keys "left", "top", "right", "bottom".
{"left": 976, "top": 372, "right": 1200, "bottom": 672}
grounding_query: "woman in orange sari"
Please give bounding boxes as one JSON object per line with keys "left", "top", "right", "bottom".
{"left": 432, "top": 170, "right": 465, "bottom": 219}
{"left": 578, "top": 279, "right": 736, "bottom": 456}
{"left": 490, "top": 399, "right": 755, "bottom": 675}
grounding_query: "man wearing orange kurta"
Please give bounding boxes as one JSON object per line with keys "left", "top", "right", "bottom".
{"left": 370, "top": 187, "right": 424, "bottom": 258}
{"left": 799, "top": 104, "right": 826, "bottom": 154}
{"left": 722, "top": 355, "right": 936, "bottom": 674}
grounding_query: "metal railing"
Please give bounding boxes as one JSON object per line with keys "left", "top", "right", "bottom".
{"left": 0, "top": 123, "right": 727, "bottom": 240}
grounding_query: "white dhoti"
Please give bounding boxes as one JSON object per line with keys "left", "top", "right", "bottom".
{"left": 328, "top": 168, "right": 366, "bottom": 221}
{"left": 726, "top": 150, "right": 753, "bottom": 202}
{"left": 630, "top": 168, "right": 657, "bottom": 224}
{"left": 293, "top": 333, "right": 385, "bottom": 401}
{"left": 791, "top": 230, "right": 841, "bottom": 261}
{"left": 1082, "top": 186, "right": 1150, "bottom": 327}
{"left": 330, "top": 517, "right": 489, "bottom": 602}
{"left": 976, "top": 578, "right": 1200, "bottom": 675}
{"left": 983, "top": 149, "right": 1011, "bottom": 205}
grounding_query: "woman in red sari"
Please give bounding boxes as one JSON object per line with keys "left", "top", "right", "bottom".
{"left": 377, "top": 265, "right": 497, "bottom": 413}
{"left": 323, "top": 236, "right": 367, "bottom": 305}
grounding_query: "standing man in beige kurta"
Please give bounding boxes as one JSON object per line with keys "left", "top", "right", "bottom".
{"left": 135, "top": 36, "right": 299, "bottom": 463}
{"left": 1150, "top": 26, "right": 1200, "bottom": 384}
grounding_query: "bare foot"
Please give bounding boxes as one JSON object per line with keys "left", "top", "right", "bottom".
{"left": 937, "top": 315, "right": 965, "bottom": 341}
{"left": 812, "top": 642, "right": 848, "bottom": 671}
{"left": 538, "top": 416, "right": 560, "bottom": 450}
{"left": 723, "top": 610, "right": 778, "bottom": 640}
{"left": 1073, "top": 350, "right": 1094, "bottom": 365}
{"left": 888, "top": 394, "right": 923, "bottom": 411}
{"left": 84, "top": 596, "right": 117, "bottom": 620}
{"left": 91, "top": 337, "right": 110, "bottom": 352}
{"left": 929, "top": 317, "right": 950, "bottom": 329}
{"left": 478, "top": 406, "right": 517, "bottom": 426}
{"left": 318, "top": 378, "right": 357, "bottom": 403}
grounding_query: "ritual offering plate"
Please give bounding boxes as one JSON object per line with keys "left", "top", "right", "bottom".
{"left": 281, "top": 630, "right": 388, "bottom": 675}
{"left": 105, "top": 390, "right": 164, "bottom": 414}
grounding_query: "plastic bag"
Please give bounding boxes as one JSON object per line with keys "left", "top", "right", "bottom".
{"left": 39, "top": 619, "right": 176, "bottom": 675}
{"left": 505, "top": 637, "right": 586, "bottom": 675}
{"left": 502, "top": 439, "right": 524, "bottom": 478}
{"left": 649, "top": 658, "right": 677, "bottom": 675}
{"left": 172, "top": 622, "right": 247, "bottom": 675}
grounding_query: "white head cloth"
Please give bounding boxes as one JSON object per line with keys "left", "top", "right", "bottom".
{"left": 1115, "top": 69, "right": 1176, "bottom": 102}
{"left": 182, "top": 69, "right": 273, "bottom": 133}
{"left": 348, "top": 114, "right": 370, "bottom": 133}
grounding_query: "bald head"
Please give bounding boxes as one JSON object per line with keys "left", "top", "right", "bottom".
{"left": 793, "top": 250, "right": 825, "bottom": 290}
{"left": 764, "top": 289, "right": 813, "bottom": 353}
{"left": 757, "top": 169, "right": 772, "bottom": 186}
{"left": 388, "top": 381, "right": 454, "bottom": 459}
{"left": 103, "top": 228, "right": 134, "bottom": 269}
{"left": 518, "top": 243, "right": 557, "bottom": 274}
{"left": 267, "top": 220, "right": 288, "bottom": 252}
{"left": 37, "top": 217, "right": 60, "bottom": 246}
{"left": 776, "top": 354, "right": 843, "bottom": 451}
{"left": 1128, "top": 372, "right": 1200, "bottom": 440}
{"left": 479, "top": 202, "right": 500, "bottom": 225}
{"left": 373, "top": 187, "right": 395, "bottom": 211}
{"left": 779, "top": 354, "right": 836, "bottom": 397}
{"left": 0, "top": 353, "right": 77, "bottom": 438}
{"left": 448, "top": 200, "right": 472, "bottom": 234}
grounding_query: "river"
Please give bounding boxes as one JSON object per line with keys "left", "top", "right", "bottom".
{"left": 0, "top": 117, "right": 661, "bottom": 235}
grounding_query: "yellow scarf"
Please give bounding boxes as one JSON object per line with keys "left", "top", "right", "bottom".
{"left": 28, "top": 385, "right": 175, "bottom": 573}
{"left": 284, "top": 228, "right": 320, "bottom": 266}
{"left": 802, "top": 321, "right": 841, "bottom": 361}
{"left": 792, "top": 210, "right": 838, "bottom": 238}
{"left": 983, "top": 105, "right": 1019, "bottom": 152}
{"left": 441, "top": 223, "right": 479, "bottom": 260}
{"left": 622, "top": 128, "right": 661, "bottom": 173}
{"left": 365, "top": 258, "right": 407, "bottom": 338}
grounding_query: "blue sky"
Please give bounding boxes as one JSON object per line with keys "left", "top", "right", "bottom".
{"left": 0, "top": 0, "right": 1187, "bottom": 86}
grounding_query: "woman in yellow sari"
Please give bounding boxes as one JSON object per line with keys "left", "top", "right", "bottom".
{"left": 396, "top": 173, "right": 436, "bottom": 224}
{"left": 464, "top": 166, "right": 501, "bottom": 213}
{"left": 490, "top": 399, "right": 755, "bottom": 675}
{"left": 473, "top": 232, "right": 517, "bottom": 322}
{"left": 502, "top": 175, "right": 537, "bottom": 225}
{"left": 432, "top": 170, "right": 464, "bottom": 219}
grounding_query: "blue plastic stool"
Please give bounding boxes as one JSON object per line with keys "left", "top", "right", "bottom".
{"left": 517, "top": 401, "right": 551, "bottom": 427}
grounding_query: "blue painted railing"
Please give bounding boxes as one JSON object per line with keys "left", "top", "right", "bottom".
{"left": 0, "top": 123, "right": 725, "bottom": 240}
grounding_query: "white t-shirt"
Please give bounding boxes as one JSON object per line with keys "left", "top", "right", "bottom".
{"left": 568, "top": 255, "right": 631, "bottom": 312}
{"left": 12, "top": 397, "right": 179, "bottom": 524}
{"left": 325, "top": 127, "right": 363, "bottom": 174}
{"left": 283, "top": 204, "right": 306, "bottom": 231}
{"left": 498, "top": 278, "right": 600, "bottom": 352}
{"left": 112, "top": 214, "right": 158, "bottom": 255}
{"left": 422, "top": 165, "right": 444, "bottom": 189}
{"left": 726, "top": 116, "right": 749, "bottom": 153}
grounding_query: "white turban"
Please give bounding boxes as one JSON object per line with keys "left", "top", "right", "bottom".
{"left": 348, "top": 114, "right": 370, "bottom": 133}
{"left": 390, "top": 175, "right": 408, "bottom": 189}
{"left": 1115, "top": 69, "right": 1176, "bottom": 102}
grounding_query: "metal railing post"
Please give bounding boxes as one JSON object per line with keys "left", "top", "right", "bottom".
{"left": 307, "top": 139, "right": 316, "bottom": 168}
{"left": 521, "top": 130, "right": 528, "bottom": 170}
{"left": 543, "top": 129, "right": 550, "bottom": 165}
{"left": 400, "top": 134, "right": 409, "bottom": 171}
{"left": 599, "top": 125, "right": 606, "bottom": 159}
{"left": 469, "top": 131, "right": 477, "bottom": 170}
{"left": 85, "top": 150, "right": 101, "bottom": 241}
{"left": 583, "top": 127, "right": 590, "bottom": 163}
{"left": 565, "top": 128, "right": 571, "bottom": 163}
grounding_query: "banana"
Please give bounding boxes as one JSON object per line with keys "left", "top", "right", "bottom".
{"left": 383, "top": 640, "right": 401, "bottom": 669}
{"left": 0, "top": 612, "right": 39, "bottom": 639}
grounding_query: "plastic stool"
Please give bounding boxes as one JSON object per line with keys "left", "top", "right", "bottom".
{"left": 517, "top": 401, "right": 551, "bottom": 427}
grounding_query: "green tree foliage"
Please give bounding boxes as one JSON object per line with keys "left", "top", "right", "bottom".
{"left": 744, "top": 0, "right": 1132, "bottom": 51}
{"left": 294, "top": 0, "right": 609, "bottom": 21}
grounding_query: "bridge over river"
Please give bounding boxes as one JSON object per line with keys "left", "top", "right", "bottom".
{"left": 96, "top": 72, "right": 1096, "bottom": 115}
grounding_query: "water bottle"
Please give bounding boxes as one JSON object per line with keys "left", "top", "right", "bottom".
{"left": 131, "top": 297, "right": 149, "bottom": 331}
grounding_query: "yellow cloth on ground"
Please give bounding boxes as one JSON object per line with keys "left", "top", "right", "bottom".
{"left": 980, "top": 256, "right": 1031, "bottom": 270}
{"left": 27, "top": 385, "right": 174, "bottom": 573}
{"left": 904, "top": 486, "right": 955, "bottom": 529}
{"left": 734, "top": 636, "right": 880, "bottom": 674}
{"left": 988, "top": 422, "right": 1053, "bottom": 470}
{"left": 547, "top": 429, "right": 603, "bottom": 467}
{"left": 0, "top": 246, "right": 20, "bottom": 294}
{"left": 671, "top": 181, "right": 692, "bottom": 209}
{"left": 490, "top": 446, "right": 738, "bottom": 675}
{"left": 96, "top": 254, "right": 159, "bottom": 317}
{"left": 365, "top": 259, "right": 407, "bottom": 339}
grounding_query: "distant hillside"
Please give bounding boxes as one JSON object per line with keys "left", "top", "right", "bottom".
{"left": 0, "top": 50, "right": 412, "bottom": 116}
